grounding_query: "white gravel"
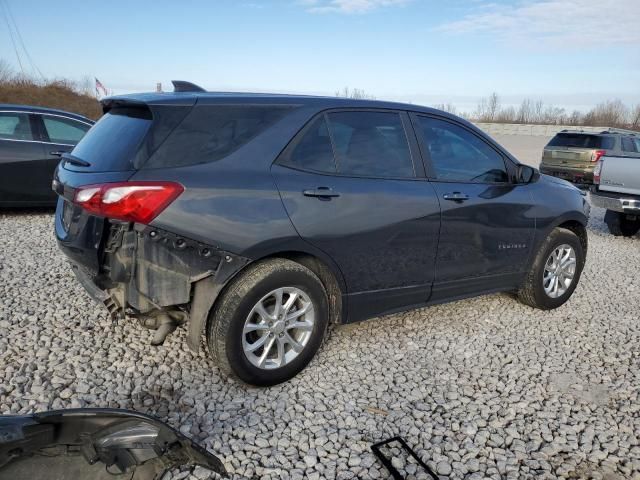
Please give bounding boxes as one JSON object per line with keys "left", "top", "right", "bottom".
{"left": 0, "top": 206, "right": 639, "bottom": 480}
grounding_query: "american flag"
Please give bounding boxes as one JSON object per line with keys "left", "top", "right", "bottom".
{"left": 95, "top": 78, "right": 108, "bottom": 97}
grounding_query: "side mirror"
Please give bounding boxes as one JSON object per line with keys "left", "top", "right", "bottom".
{"left": 517, "top": 165, "right": 539, "bottom": 184}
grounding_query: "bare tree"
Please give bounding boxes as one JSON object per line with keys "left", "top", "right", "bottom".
{"left": 568, "top": 110, "right": 583, "bottom": 125}
{"left": 469, "top": 92, "right": 638, "bottom": 130}
{"left": 335, "top": 86, "right": 375, "bottom": 100}
{"left": 583, "top": 99, "right": 628, "bottom": 127}
{"left": 76, "top": 75, "right": 95, "bottom": 97}
{"left": 516, "top": 99, "right": 532, "bottom": 123}
{"left": 474, "top": 92, "right": 501, "bottom": 121}
{"left": 531, "top": 100, "right": 543, "bottom": 123}
{"left": 539, "top": 105, "right": 566, "bottom": 125}
{"left": 434, "top": 103, "right": 457, "bottom": 115}
{"left": 496, "top": 106, "right": 516, "bottom": 123}
{"left": 630, "top": 104, "right": 640, "bottom": 129}
{"left": 487, "top": 92, "right": 500, "bottom": 121}
{"left": 0, "top": 59, "right": 13, "bottom": 83}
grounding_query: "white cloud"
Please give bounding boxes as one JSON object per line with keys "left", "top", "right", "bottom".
{"left": 300, "top": 0, "right": 411, "bottom": 14}
{"left": 437, "top": 0, "right": 640, "bottom": 47}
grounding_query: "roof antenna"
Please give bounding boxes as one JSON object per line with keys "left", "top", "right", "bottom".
{"left": 171, "top": 80, "right": 206, "bottom": 93}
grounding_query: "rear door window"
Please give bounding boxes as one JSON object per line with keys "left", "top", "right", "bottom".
{"left": 0, "top": 112, "right": 35, "bottom": 141}
{"left": 547, "top": 133, "right": 614, "bottom": 149}
{"left": 326, "top": 111, "right": 414, "bottom": 178}
{"left": 416, "top": 116, "right": 508, "bottom": 183}
{"left": 280, "top": 110, "right": 415, "bottom": 178}
{"left": 42, "top": 115, "right": 90, "bottom": 145}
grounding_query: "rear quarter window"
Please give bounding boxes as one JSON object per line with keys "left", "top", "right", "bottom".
{"left": 621, "top": 137, "right": 639, "bottom": 153}
{"left": 547, "top": 133, "right": 614, "bottom": 150}
{"left": 143, "top": 105, "right": 294, "bottom": 169}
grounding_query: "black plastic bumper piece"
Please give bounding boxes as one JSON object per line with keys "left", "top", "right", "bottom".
{"left": 371, "top": 437, "right": 439, "bottom": 480}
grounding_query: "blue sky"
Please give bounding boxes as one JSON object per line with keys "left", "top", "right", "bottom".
{"left": 1, "top": 0, "right": 639, "bottom": 112}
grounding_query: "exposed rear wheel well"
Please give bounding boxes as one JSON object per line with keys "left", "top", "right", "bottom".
{"left": 558, "top": 220, "right": 588, "bottom": 255}
{"left": 210, "top": 252, "right": 344, "bottom": 329}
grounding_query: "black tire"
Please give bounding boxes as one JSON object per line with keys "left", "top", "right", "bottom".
{"left": 518, "top": 227, "right": 585, "bottom": 310}
{"left": 604, "top": 210, "right": 640, "bottom": 237}
{"left": 207, "top": 258, "right": 329, "bottom": 386}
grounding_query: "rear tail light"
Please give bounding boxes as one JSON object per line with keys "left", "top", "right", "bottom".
{"left": 591, "top": 149, "right": 606, "bottom": 163}
{"left": 73, "top": 181, "right": 184, "bottom": 224}
{"left": 593, "top": 159, "right": 603, "bottom": 184}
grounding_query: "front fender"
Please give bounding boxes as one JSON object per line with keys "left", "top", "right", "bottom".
{"left": 527, "top": 176, "right": 590, "bottom": 266}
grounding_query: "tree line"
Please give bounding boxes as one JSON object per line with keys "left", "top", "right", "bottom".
{"left": 450, "top": 92, "right": 640, "bottom": 131}
{"left": 339, "top": 87, "right": 640, "bottom": 131}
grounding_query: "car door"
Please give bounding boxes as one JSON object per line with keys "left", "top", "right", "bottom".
{"left": 411, "top": 113, "right": 536, "bottom": 302}
{"left": 0, "top": 110, "right": 48, "bottom": 205}
{"left": 33, "top": 113, "right": 92, "bottom": 204}
{"left": 272, "top": 109, "right": 441, "bottom": 322}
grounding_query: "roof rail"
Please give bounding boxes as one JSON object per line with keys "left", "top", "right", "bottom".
{"left": 601, "top": 127, "right": 638, "bottom": 135}
{"left": 171, "top": 80, "right": 206, "bottom": 93}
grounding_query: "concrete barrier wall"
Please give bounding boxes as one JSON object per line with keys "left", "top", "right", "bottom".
{"left": 474, "top": 123, "right": 608, "bottom": 137}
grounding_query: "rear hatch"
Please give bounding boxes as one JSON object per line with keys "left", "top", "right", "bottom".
{"left": 54, "top": 96, "right": 196, "bottom": 272}
{"left": 55, "top": 93, "right": 295, "bottom": 275}
{"left": 542, "top": 133, "right": 614, "bottom": 169}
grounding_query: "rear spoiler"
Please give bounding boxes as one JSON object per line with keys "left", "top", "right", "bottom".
{"left": 172, "top": 80, "right": 206, "bottom": 92}
{"left": 100, "top": 91, "right": 199, "bottom": 113}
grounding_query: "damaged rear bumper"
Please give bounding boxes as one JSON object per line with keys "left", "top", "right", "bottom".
{"left": 66, "top": 222, "right": 249, "bottom": 351}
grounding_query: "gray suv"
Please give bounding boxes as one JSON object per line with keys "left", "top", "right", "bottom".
{"left": 540, "top": 129, "right": 640, "bottom": 185}
{"left": 54, "top": 82, "right": 590, "bottom": 385}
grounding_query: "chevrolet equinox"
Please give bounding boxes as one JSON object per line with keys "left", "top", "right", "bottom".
{"left": 54, "top": 81, "right": 590, "bottom": 386}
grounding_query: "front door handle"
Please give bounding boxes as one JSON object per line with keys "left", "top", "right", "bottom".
{"left": 443, "top": 192, "right": 469, "bottom": 202}
{"left": 303, "top": 187, "right": 340, "bottom": 199}
{"left": 50, "top": 150, "right": 67, "bottom": 157}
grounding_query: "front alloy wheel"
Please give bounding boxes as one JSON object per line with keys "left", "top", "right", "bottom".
{"left": 517, "top": 227, "right": 585, "bottom": 310}
{"left": 542, "top": 244, "right": 576, "bottom": 298}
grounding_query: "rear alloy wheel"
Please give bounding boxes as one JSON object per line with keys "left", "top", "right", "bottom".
{"left": 518, "top": 227, "right": 585, "bottom": 310}
{"left": 242, "top": 287, "right": 315, "bottom": 370}
{"left": 207, "top": 258, "right": 329, "bottom": 386}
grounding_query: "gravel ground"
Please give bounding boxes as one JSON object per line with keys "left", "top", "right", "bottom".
{"left": 0, "top": 206, "right": 639, "bottom": 480}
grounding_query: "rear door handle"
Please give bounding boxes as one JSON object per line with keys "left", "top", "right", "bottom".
{"left": 303, "top": 187, "right": 340, "bottom": 198}
{"left": 443, "top": 192, "right": 469, "bottom": 202}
